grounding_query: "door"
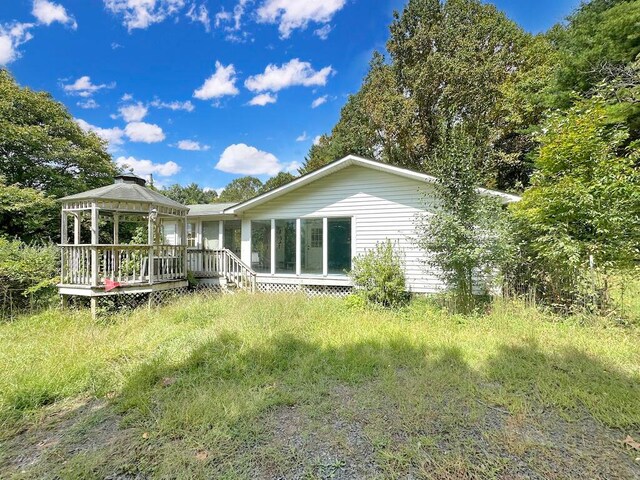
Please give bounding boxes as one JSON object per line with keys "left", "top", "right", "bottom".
{"left": 301, "top": 218, "right": 323, "bottom": 274}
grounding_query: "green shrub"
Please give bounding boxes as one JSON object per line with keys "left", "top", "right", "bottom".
{"left": 0, "top": 237, "right": 59, "bottom": 317}
{"left": 349, "top": 240, "right": 410, "bottom": 308}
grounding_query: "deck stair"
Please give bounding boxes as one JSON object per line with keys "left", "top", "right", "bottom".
{"left": 188, "top": 248, "right": 256, "bottom": 292}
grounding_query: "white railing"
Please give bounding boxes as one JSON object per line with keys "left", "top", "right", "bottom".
{"left": 60, "top": 244, "right": 186, "bottom": 287}
{"left": 188, "top": 248, "right": 256, "bottom": 292}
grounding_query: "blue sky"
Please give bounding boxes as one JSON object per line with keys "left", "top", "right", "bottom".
{"left": 1, "top": 0, "right": 580, "bottom": 192}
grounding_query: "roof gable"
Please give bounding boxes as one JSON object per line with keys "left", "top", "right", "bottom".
{"left": 225, "top": 155, "right": 520, "bottom": 214}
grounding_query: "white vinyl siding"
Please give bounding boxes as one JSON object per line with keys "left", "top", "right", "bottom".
{"left": 243, "top": 165, "right": 442, "bottom": 293}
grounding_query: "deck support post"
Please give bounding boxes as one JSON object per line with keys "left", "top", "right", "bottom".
{"left": 90, "top": 297, "right": 98, "bottom": 319}
{"left": 61, "top": 294, "right": 68, "bottom": 310}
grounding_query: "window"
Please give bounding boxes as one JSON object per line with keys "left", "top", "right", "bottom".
{"left": 187, "top": 222, "right": 196, "bottom": 247}
{"left": 223, "top": 220, "right": 241, "bottom": 256}
{"left": 202, "top": 221, "right": 219, "bottom": 249}
{"left": 251, "top": 220, "right": 271, "bottom": 273}
{"left": 301, "top": 218, "right": 323, "bottom": 274}
{"left": 275, "top": 219, "right": 296, "bottom": 273}
{"left": 328, "top": 218, "right": 352, "bottom": 274}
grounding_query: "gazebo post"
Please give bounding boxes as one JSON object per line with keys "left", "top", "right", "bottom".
{"left": 113, "top": 213, "right": 119, "bottom": 244}
{"left": 90, "top": 201, "right": 100, "bottom": 318}
{"left": 183, "top": 213, "right": 188, "bottom": 278}
{"left": 73, "top": 212, "right": 81, "bottom": 245}
{"left": 148, "top": 206, "right": 155, "bottom": 285}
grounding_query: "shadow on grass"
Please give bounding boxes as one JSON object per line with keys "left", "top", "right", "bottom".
{"left": 5, "top": 328, "right": 639, "bottom": 479}
{"left": 109, "top": 330, "right": 640, "bottom": 477}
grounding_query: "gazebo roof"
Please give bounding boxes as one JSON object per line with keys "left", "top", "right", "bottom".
{"left": 59, "top": 179, "right": 187, "bottom": 210}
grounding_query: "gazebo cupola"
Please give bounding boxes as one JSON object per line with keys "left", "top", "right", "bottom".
{"left": 58, "top": 173, "right": 189, "bottom": 313}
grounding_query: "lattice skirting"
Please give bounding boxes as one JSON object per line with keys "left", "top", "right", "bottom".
{"left": 257, "top": 283, "right": 352, "bottom": 297}
{"left": 65, "top": 287, "right": 192, "bottom": 315}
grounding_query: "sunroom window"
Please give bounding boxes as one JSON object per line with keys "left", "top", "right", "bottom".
{"left": 328, "top": 218, "right": 352, "bottom": 274}
{"left": 251, "top": 220, "right": 271, "bottom": 273}
{"left": 275, "top": 219, "right": 296, "bottom": 273}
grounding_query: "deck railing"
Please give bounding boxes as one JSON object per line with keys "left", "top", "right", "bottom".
{"left": 188, "top": 248, "right": 256, "bottom": 292}
{"left": 60, "top": 244, "right": 186, "bottom": 287}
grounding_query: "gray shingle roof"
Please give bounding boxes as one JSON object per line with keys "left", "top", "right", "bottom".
{"left": 187, "top": 203, "right": 238, "bottom": 216}
{"left": 59, "top": 183, "right": 187, "bottom": 210}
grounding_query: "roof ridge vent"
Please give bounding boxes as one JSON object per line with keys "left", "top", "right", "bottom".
{"left": 115, "top": 172, "right": 146, "bottom": 187}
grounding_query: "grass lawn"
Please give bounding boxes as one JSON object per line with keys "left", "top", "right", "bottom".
{"left": 0, "top": 293, "right": 639, "bottom": 479}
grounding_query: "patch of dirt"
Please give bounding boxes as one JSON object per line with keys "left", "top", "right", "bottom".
{"left": 251, "top": 378, "right": 640, "bottom": 480}
{"left": 252, "top": 387, "right": 380, "bottom": 479}
{"left": 1, "top": 397, "right": 132, "bottom": 478}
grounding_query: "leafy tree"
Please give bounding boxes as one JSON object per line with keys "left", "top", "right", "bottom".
{"left": 549, "top": 0, "right": 640, "bottom": 105}
{"left": 218, "top": 176, "right": 263, "bottom": 202}
{"left": 387, "top": 0, "right": 530, "bottom": 185}
{"left": 259, "top": 172, "right": 296, "bottom": 193}
{"left": 510, "top": 95, "right": 640, "bottom": 309}
{"left": 416, "top": 128, "right": 514, "bottom": 312}
{"left": 0, "top": 179, "right": 57, "bottom": 242}
{"left": 161, "top": 183, "right": 218, "bottom": 205}
{"left": 0, "top": 69, "right": 117, "bottom": 199}
{"left": 302, "top": 53, "right": 422, "bottom": 174}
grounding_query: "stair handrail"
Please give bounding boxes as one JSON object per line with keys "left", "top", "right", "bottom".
{"left": 220, "top": 248, "right": 256, "bottom": 292}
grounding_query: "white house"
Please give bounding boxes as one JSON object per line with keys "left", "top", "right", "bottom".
{"left": 182, "top": 155, "right": 520, "bottom": 295}
{"left": 57, "top": 155, "right": 519, "bottom": 313}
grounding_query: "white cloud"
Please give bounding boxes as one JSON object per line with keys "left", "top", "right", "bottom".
{"left": 216, "top": 143, "right": 282, "bottom": 176}
{"left": 115, "top": 156, "right": 180, "bottom": 177}
{"left": 77, "top": 99, "right": 99, "bottom": 109}
{"left": 285, "top": 161, "right": 301, "bottom": 173}
{"left": 121, "top": 93, "right": 133, "bottom": 101}
{"left": 150, "top": 98, "right": 195, "bottom": 112}
{"left": 76, "top": 118, "right": 125, "bottom": 147}
{"left": 63, "top": 76, "right": 114, "bottom": 97}
{"left": 256, "top": 0, "right": 346, "bottom": 38}
{"left": 111, "top": 42, "right": 122, "bottom": 49}
{"left": 186, "top": 3, "right": 210, "bottom": 32}
{"left": 295, "top": 131, "right": 308, "bottom": 142}
{"left": 248, "top": 92, "right": 277, "bottom": 106}
{"left": 32, "top": 0, "right": 77, "bottom": 29}
{"left": 124, "top": 122, "right": 165, "bottom": 143}
{"left": 311, "top": 95, "right": 328, "bottom": 108}
{"left": 245, "top": 58, "right": 334, "bottom": 93}
{"left": 313, "top": 135, "right": 321, "bottom": 146}
{"left": 119, "top": 102, "right": 148, "bottom": 122}
{"left": 215, "top": 0, "right": 249, "bottom": 32}
{"left": 176, "top": 139, "right": 210, "bottom": 151}
{"left": 193, "top": 61, "right": 239, "bottom": 100}
{"left": 0, "top": 22, "right": 34, "bottom": 66}
{"left": 103, "top": 0, "right": 186, "bottom": 31}
{"left": 314, "top": 24, "right": 332, "bottom": 40}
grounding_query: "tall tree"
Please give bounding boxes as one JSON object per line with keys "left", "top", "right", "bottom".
{"left": 387, "top": 0, "right": 530, "bottom": 187}
{"left": 0, "top": 179, "right": 57, "bottom": 242}
{"left": 302, "top": 53, "right": 422, "bottom": 174}
{"left": 218, "top": 176, "right": 263, "bottom": 202}
{"left": 549, "top": 0, "right": 640, "bottom": 106}
{"left": 259, "top": 172, "right": 296, "bottom": 193}
{"left": 0, "top": 69, "right": 117, "bottom": 199}
{"left": 162, "top": 183, "right": 218, "bottom": 205}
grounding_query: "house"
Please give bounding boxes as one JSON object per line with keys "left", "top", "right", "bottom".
{"left": 57, "top": 155, "right": 518, "bottom": 313}
{"left": 178, "top": 155, "right": 520, "bottom": 295}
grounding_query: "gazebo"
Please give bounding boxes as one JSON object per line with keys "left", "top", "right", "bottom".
{"left": 58, "top": 173, "right": 189, "bottom": 315}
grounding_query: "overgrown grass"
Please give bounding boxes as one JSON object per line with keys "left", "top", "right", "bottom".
{"left": 0, "top": 293, "right": 639, "bottom": 478}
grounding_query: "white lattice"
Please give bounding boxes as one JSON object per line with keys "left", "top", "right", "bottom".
{"left": 257, "top": 283, "right": 352, "bottom": 297}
